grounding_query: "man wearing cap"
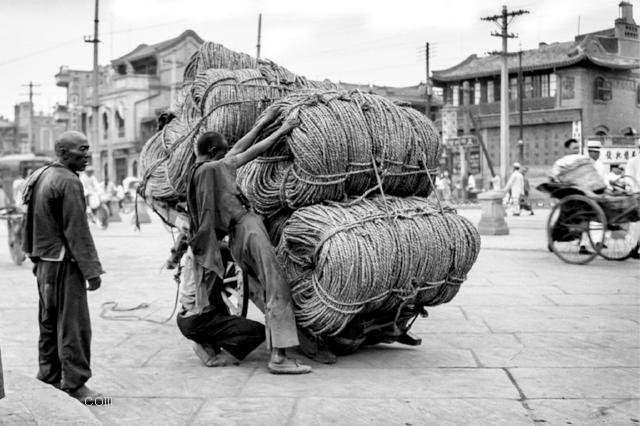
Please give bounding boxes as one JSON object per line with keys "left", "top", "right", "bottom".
{"left": 587, "top": 140, "right": 608, "bottom": 183}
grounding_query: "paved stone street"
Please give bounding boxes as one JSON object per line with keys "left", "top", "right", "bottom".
{"left": 1, "top": 208, "right": 638, "bottom": 425}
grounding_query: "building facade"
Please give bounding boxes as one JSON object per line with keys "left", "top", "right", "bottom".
{"left": 13, "top": 102, "right": 65, "bottom": 157}
{"left": 0, "top": 116, "right": 17, "bottom": 154}
{"left": 55, "top": 30, "right": 204, "bottom": 184}
{"left": 432, "top": 1, "right": 640, "bottom": 181}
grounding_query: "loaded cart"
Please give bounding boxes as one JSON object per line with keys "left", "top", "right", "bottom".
{"left": 138, "top": 41, "right": 481, "bottom": 358}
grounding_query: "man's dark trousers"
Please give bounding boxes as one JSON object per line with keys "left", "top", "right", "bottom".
{"left": 36, "top": 259, "right": 91, "bottom": 391}
{"left": 177, "top": 270, "right": 265, "bottom": 361}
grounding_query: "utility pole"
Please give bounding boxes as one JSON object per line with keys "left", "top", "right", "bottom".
{"left": 517, "top": 49, "right": 524, "bottom": 164}
{"left": 163, "top": 49, "right": 185, "bottom": 109}
{"left": 256, "top": 13, "right": 262, "bottom": 60}
{"left": 21, "top": 81, "right": 40, "bottom": 153}
{"left": 424, "top": 42, "right": 431, "bottom": 119}
{"left": 481, "top": 5, "right": 529, "bottom": 187}
{"left": 84, "top": 0, "right": 103, "bottom": 178}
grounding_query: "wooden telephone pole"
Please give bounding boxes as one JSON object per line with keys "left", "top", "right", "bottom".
{"left": 481, "top": 6, "right": 529, "bottom": 186}
{"left": 84, "top": 0, "right": 104, "bottom": 178}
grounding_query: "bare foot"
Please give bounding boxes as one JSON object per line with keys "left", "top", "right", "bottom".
{"left": 206, "top": 351, "right": 240, "bottom": 367}
{"left": 268, "top": 348, "right": 312, "bottom": 374}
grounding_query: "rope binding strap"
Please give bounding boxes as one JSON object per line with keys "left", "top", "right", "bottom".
{"left": 422, "top": 152, "right": 443, "bottom": 215}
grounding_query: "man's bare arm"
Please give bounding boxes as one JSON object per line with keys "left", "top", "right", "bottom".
{"left": 233, "top": 117, "right": 300, "bottom": 168}
{"left": 228, "top": 107, "right": 280, "bottom": 156}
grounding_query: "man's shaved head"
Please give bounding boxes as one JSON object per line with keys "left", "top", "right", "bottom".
{"left": 55, "top": 131, "right": 87, "bottom": 156}
{"left": 55, "top": 131, "right": 90, "bottom": 172}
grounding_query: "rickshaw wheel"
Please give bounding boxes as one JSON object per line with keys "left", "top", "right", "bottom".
{"left": 547, "top": 194, "right": 606, "bottom": 265}
{"left": 594, "top": 223, "right": 634, "bottom": 261}
{"left": 222, "top": 262, "right": 249, "bottom": 317}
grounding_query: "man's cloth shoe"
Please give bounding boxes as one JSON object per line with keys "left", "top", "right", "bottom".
{"left": 66, "top": 385, "right": 102, "bottom": 404}
{"left": 192, "top": 342, "right": 237, "bottom": 367}
{"left": 268, "top": 358, "right": 312, "bottom": 375}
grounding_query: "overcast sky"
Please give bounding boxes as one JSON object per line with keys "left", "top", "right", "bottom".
{"left": 0, "top": 0, "right": 629, "bottom": 119}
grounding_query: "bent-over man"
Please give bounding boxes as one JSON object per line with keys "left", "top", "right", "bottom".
{"left": 166, "top": 227, "right": 265, "bottom": 366}
{"left": 22, "top": 131, "right": 104, "bottom": 402}
{"left": 187, "top": 109, "right": 311, "bottom": 374}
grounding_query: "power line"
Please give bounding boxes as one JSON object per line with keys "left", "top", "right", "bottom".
{"left": 0, "top": 20, "right": 187, "bottom": 68}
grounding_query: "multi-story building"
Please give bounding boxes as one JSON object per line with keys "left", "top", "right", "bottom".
{"left": 432, "top": 1, "right": 640, "bottom": 181}
{"left": 0, "top": 116, "right": 17, "bottom": 154}
{"left": 13, "top": 102, "right": 65, "bottom": 157}
{"left": 338, "top": 82, "right": 443, "bottom": 120}
{"left": 55, "top": 29, "right": 204, "bottom": 184}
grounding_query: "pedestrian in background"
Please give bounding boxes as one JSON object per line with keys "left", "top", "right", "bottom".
{"left": 519, "top": 167, "right": 534, "bottom": 215}
{"left": 504, "top": 162, "right": 525, "bottom": 216}
{"left": 22, "top": 131, "right": 104, "bottom": 403}
{"left": 441, "top": 171, "right": 452, "bottom": 203}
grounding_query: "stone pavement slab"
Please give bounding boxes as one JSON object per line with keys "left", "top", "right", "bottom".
{"left": 291, "top": 397, "right": 532, "bottom": 426}
{"left": 525, "top": 398, "right": 640, "bottom": 424}
{"left": 509, "top": 367, "right": 640, "bottom": 398}
{"left": 0, "top": 371, "right": 100, "bottom": 425}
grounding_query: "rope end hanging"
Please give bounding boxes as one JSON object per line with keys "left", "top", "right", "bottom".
{"left": 421, "top": 152, "right": 444, "bottom": 215}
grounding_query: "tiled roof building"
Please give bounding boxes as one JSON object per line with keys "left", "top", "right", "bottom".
{"left": 431, "top": 1, "right": 639, "bottom": 176}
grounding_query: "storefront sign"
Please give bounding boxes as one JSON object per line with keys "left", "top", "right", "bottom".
{"left": 601, "top": 147, "right": 639, "bottom": 164}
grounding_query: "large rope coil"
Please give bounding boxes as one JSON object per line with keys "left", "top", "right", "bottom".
{"left": 140, "top": 58, "right": 338, "bottom": 206}
{"left": 183, "top": 41, "right": 258, "bottom": 82}
{"left": 276, "top": 196, "right": 481, "bottom": 337}
{"left": 237, "top": 90, "right": 442, "bottom": 217}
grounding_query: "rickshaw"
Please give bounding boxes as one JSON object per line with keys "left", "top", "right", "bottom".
{"left": 538, "top": 175, "right": 640, "bottom": 264}
{"left": 0, "top": 154, "right": 52, "bottom": 265}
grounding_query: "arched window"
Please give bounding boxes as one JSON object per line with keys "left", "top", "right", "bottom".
{"left": 637, "top": 84, "right": 640, "bottom": 106}
{"left": 116, "top": 110, "right": 125, "bottom": 137}
{"left": 593, "top": 124, "right": 609, "bottom": 136}
{"left": 594, "top": 77, "right": 612, "bottom": 102}
{"left": 132, "top": 160, "right": 138, "bottom": 177}
{"left": 102, "top": 112, "right": 109, "bottom": 139}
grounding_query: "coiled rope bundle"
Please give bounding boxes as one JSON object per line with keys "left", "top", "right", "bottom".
{"left": 237, "top": 90, "right": 442, "bottom": 217}
{"left": 183, "top": 41, "right": 258, "bottom": 82}
{"left": 277, "top": 196, "right": 481, "bottom": 337}
{"left": 140, "top": 59, "right": 337, "bottom": 205}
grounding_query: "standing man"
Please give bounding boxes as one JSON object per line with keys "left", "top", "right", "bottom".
{"left": 586, "top": 140, "right": 608, "bottom": 183}
{"left": 504, "top": 162, "right": 525, "bottom": 216}
{"left": 187, "top": 109, "right": 311, "bottom": 374}
{"left": 22, "top": 131, "right": 104, "bottom": 402}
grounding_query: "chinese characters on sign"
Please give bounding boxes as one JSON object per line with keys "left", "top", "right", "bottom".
{"left": 445, "top": 135, "right": 477, "bottom": 148}
{"left": 601, "top": 147, "right": 639, "bottom": 164}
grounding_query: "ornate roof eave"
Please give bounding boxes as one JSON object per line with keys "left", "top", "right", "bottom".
{"left": 111, "top": 29, "right": 204, "bottom": 66}
{"left": 432, "top": 55, "right": 638, "bottom": 84}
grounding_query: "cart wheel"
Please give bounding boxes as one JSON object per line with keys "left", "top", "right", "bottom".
{"left": 547, "top": 195, "right": 607, "bottom": 264}
{"left": 8, "top": 218, "right": 25, "bottom": 266}
{"left": 222, "top": 262, "right": 249, "bottom": 317}
{"left": 592, "top": 223, "right": 635, "bottom": 261}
